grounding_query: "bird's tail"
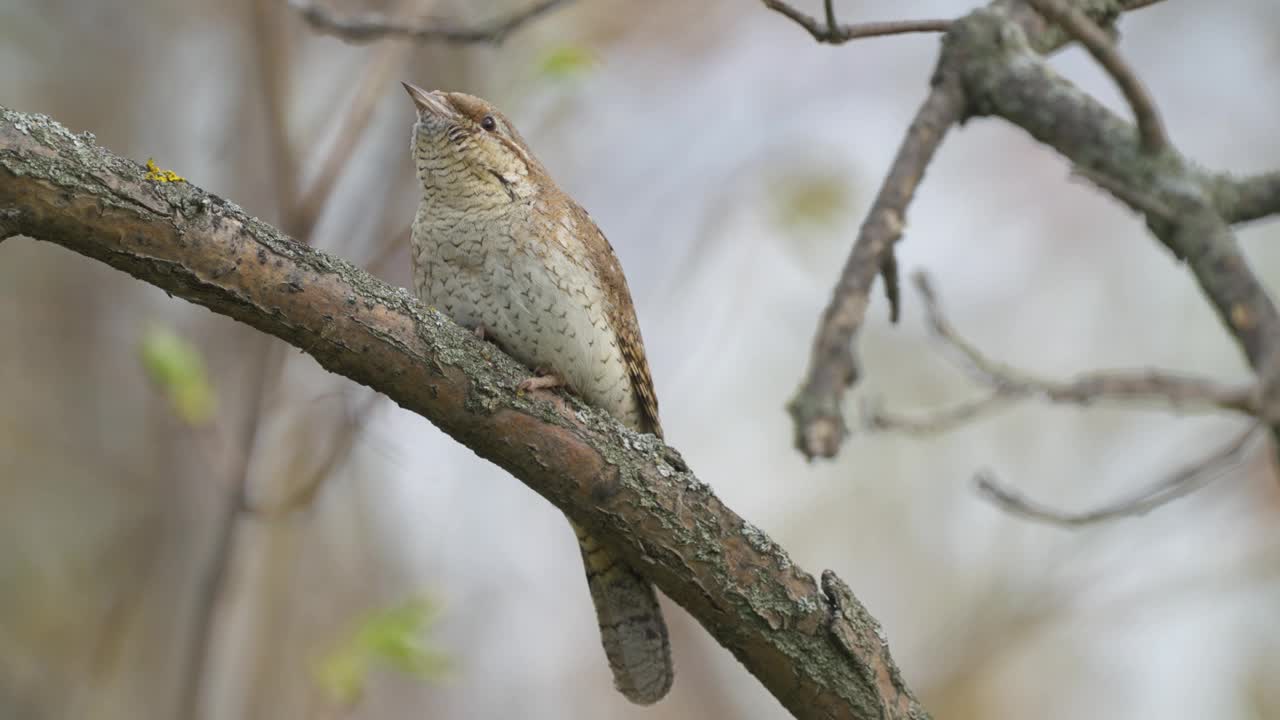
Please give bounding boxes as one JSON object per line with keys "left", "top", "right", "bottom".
{"left": 571, "top": 520, "right": 674, "bottom": 705}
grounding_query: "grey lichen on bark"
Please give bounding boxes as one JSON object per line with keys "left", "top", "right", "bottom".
{"left": 0, "top": 105, "right": 928, "bottom": 720}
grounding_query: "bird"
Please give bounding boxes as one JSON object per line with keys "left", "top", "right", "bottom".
{"left": 402, "top": 81, "right": 673, "bottom": 705}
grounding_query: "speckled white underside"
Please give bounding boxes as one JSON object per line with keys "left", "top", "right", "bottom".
{"left": 411, "top": 198, "right": 644, "bottom": 429}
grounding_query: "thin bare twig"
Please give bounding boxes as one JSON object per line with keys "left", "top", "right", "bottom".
{"left": 865, "top": 273, "right": 1261, "bottom": 434}
{"left": 823, "top": 0, "right": 838, "bottom": 34}
{"left": 252, "top": 0, "right": 302, "bottom": 235}
{"left": 976, "top": 423, "right": 1262, "bottom": 527}
{"left": 1211, "top": 170, "right": 1280, "bottom": 225}
{"left": 246, "top": 390, "right": 382, "bottom": 517}
{"left": 863, "top": 393, "right": 1016, "bottom": 435}
{"left": 914, "top": 271, "right": 1260, "bottom": 415}
{"left": 1121, "top": 0, "right": 1169, "bottom": 10}
{"left": 1027, "top": 0, "right": 1169, "bottom": 154}
{"left": 290, "top": 0, "right": 571, "bottom": 45}
{"left": 762, "top": 0, "right": 950, "bottom": 44}
{"left": 787, "top": 75, "right": 968, "bottom": 459}
{"left": 178, "top": 3, "right": 303, "bottom": 716}
{"left": 293, "top": 39, "right": 414, "bottom": 241}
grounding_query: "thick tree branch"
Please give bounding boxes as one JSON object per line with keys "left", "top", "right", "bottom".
{"left": 1026, "top": 0, "right": 1169, "bottom": 154}
{"left": 289, "top": 0, "right": 571, "bottom": 45}
{"left": 0, "top": 107, "right": 928, "bottom": 720}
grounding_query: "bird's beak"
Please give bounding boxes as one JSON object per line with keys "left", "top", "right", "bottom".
{"left": 402, "top": 82, "right": 457, "bottom": 120}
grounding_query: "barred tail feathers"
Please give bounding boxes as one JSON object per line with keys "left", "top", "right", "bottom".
{"left": 572, "top": 520, "right": 673, "bottom": 705}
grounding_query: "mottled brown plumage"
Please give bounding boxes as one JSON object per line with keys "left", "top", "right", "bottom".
{"left": 403, "top": 82, "right": 672, "bottom": 704}
{"left": 567, "top": 201, "right": 663, "bottom": 438}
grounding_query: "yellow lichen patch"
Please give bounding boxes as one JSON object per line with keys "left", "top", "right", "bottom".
{"left": 144, "top": 158, "right": 185, "bottom": 183}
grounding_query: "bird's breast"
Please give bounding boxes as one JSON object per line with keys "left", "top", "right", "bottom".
{"left": 410, "top": 211, "right": 644, "bottom": 428}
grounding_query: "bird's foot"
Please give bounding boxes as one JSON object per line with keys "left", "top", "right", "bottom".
{"left": 517, "top": 372, "right": 565, "bottom": 394}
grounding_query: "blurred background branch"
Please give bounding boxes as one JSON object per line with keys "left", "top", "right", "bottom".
{"left": 178, "top": 2, "right": 436, "bottom": 716}
{"left": 976, "top": 423, "right": 1262, "bottom": 526}
{"left": 290, "top": 0, "right": 572, "bottom": 45}
{"left": 865, "top": 270, "right": 1266, "bottom": 525}
{"left": 783, "top": 0, "right": 1280, "bottom": 466}
{"left": 865, "top": 272, "right": 1260, "bottom": 436}
{"left": 786, "top": 67, "right": 966, "bottom": 458}
{"left": 760, "top": 0, "right": 951, "bottom": 44}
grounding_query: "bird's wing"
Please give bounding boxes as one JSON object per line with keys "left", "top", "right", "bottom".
{"left": 571, "top": 203, "right": 663, "bottom": 439}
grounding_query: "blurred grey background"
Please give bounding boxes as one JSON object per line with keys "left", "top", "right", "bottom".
{"left": 3, "top": 0, "right": 1280, "bottom": 718}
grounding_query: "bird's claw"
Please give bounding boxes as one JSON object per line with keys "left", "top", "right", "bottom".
{"left": 517, "top": 373, "right": 565, "bottom": 393}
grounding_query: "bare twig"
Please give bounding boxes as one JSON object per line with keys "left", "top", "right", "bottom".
{"left": 197, "top": 6, "right": 426, "bottom": 711}
{"left": 863, "top": 393, "right": 1016, "bottom": 435}
{"left": 881, "top": 250, "right": 901, "bottom": 323}
{"left": 762, "top": 0, "right": 950, "bottom": 44}
{"left": 1027, "top": 0, "right": 1169, "bottom": 154}
{"left": 178, "top": 4, "right": 304, "bottom": 716}
{"left": 976, "top": 423, "right": 1262, "bottom": 527}
{"left": 823, "top": 0, "right": 838, "bottom": 34}
{"left": 293, "top": 37, "right": 414, "bottom": 242}
{"left": 865, "top": 273, "right": 1261, "bottom": 434}
{"left": 247, "top": 390, "right": 383, "bottom": 517}
{"left": 252, "top": 0, "right": 302, "bottom": 235}
{"left": 183, "top": 5, "right": 429, "bottom": 708}
{"left": 914, "top": 272, "right": 1260, "bottom": 415}
{"left": 1211, "top": 170, "right": 1280, "bottom": 225}
{"left": 787, "top": 75, "right": 967, "bottom": 459}
{"left": 290, "top": 0, "right": 571, "bottom": 45}
{"left": 1121, "top": 0, "right": 1169, "bottom": 10}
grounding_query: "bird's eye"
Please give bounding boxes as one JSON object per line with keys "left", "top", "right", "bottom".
{"left": 480, "top": 115, "right": 497, "bottom": 131}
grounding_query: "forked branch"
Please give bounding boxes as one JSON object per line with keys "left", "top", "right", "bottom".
{"left": 1026, "top": 0, "right": 1169, "bottom": 153}
{"left": 761, "top": 0, "right": 950, "bottom": 44}
{"left": 778, "top": 0, "right": 1280, "bottom": 460}
{"left": 787, "top": 75, "right": 967, "bottom": 459}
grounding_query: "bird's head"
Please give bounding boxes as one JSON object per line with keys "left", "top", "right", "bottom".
{"left": 403, "top": 82, "right": 544, "bottom": 206}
